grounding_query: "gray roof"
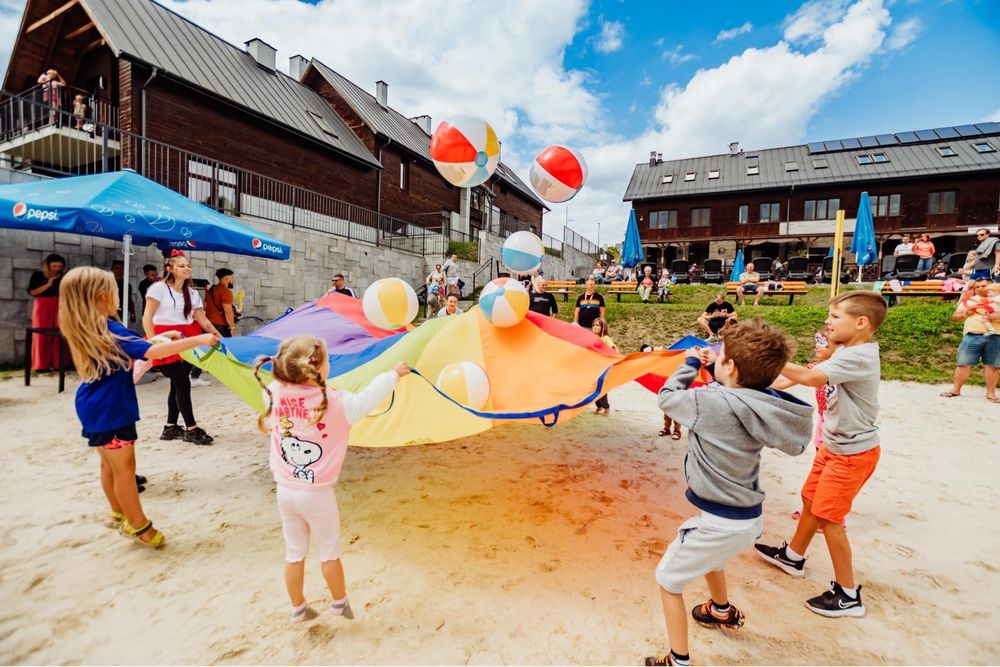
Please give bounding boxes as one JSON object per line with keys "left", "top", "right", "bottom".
{"left": 309, "top": 59, "right": 547, "bottom": 209}
{"left": 80, "top": 0, "right": 380, "bottom": 168}
{"left": 624, "top": 123, "right": 1000, "bottom": 202}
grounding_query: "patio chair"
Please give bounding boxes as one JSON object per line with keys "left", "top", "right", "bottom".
{"left": 786, "top": 256, "right": 810, "bottom": 281}
{"left": 671, "top": 259, "right": 690, "bottom": 284}
{"left": 751, "top": 257, "right": 773, "bottom": 281}
{"left": 702, "top": 259, "right": 724, "bottom": 284}
{"left": 894, "top": 253, "right": 928, "bottom": 281}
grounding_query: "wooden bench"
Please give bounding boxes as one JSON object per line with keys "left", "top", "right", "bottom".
{"left": 545, "top": 280, "right": 579, "bottom": 302}
{"left": 725, "top": 281, "right": 809, "bottom": 305}
{"left": 878, "top": 281, "right": 962, "bottom": 301}
{"left": 605, "top": 281, "right": 638, "bottom": 302}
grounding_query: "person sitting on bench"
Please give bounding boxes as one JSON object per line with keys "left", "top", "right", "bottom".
{"left": 736, "top": 262, "right": 762, "bottom": 306}
{"left": 697, "top": 293, "right": 737, "bottom": 341}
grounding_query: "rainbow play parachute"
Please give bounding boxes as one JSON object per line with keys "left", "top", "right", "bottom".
{"left": 185, "top": 293, "right": 704, "bottom": 447}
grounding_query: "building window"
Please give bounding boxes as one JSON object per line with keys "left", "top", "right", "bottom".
{"left": 785, "top": 161, "right": 798, "bottom": 172}
{"left": 708, "top": 169, "right": 720, "bottom": 179}
{"left": 188, "top": 159, "right": 237, "bottom": 213}
{"left": 738, "top": 204, "right": 748, "bottom": 224}
{"left": 649, "top": 210, "right": 677, "bottom": 229}
{"left": 690, "top": 207, "right": 711, "bottom": 227}
{"left": 856, "top": 154, "right": 873, "bottom": 165}
{"left": 973, "top": 142, "right": 995, "bottom": 153}
{"left": 872, "top": 194, "right": 901, "bottom": 217}
{"left": 812, "top": 158, "right": 829, "bottom": 169}
{"left": 662, "top": 174, "right": 674, "bottom": 184}
{"left": 804, "top": 198, "right": 839, "bottom": 221}
{"left": 937, "top": 146, "right": 957, "bottom": 157}
{"left": 684, "top": 172, "right": 696, "bottom": 181}
{"left": 872, "top": 153, "right": 889, "bottom": 163}
{"left": 746, "top": 164, "right": 759, "bottom": 175}
{"left": 399, "top": 160, "right": 410, "bottom": 191}
{"left": 928, "top": 190, "right": 956, "bottom": 214}
{"left": 759, "top": 202, "right": 780, "bottom": 223}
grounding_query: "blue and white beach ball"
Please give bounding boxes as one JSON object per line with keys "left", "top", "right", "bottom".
{"left": 479, "top": 277, "right": 530, "bottom": 328}
{"left": 501, "top": 230, "right": 545, "bottom": 274}
{"left": 436, "top": 361, "right": 491, "bottom": 410}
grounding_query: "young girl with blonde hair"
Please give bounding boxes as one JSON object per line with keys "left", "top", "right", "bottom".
{"left": 60, "top": 267, "right": 218, "bottom": 547}
{"left": 591, "top": 317, "right": 617, "bottom": 414}
{"left": 255, "top": 335, "right": 410, "bottom": 624}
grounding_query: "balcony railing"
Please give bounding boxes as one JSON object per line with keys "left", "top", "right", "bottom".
{"left": 0, "top": 83, "right": 118, "bottom": 140}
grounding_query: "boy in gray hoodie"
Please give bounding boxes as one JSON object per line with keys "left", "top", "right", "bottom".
{"left": 644, "top": 319, "right": 813, "bottom": 667}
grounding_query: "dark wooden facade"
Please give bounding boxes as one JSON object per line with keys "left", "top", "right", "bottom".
{"left": 633, "top": 171, "right": 1000, "bottom": 263}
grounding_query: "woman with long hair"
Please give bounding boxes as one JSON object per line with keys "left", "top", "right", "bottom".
{"left": 142, "top": 252, "right": 222, "bottom": 445}
{"left": 27, "top": 253, "right": 66, "bottom": 371}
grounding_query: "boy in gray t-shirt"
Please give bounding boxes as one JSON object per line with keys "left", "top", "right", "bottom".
{"left": 755, "top": 291, "right": 888, "bottom": 619}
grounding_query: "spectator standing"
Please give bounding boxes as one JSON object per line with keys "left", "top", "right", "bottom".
{"left": 426, "top": 263, "right": 445, "bottom": 287}
{"left": 442, "top": 254, "right": 460, "bottom": 296}
{"left": 110, "top": 260, "right": 135, "bottom": 325}
{"left": 574, "top": 278, "right": 606, "bottom": 328}
{"left": 72, "top": 94, "right": 87, "bottom": 130}
{"left": 26, "top": 253, "right": 66, "bottom": 372}
{"left": 426, "top": 277, "right": 446, "bottom": 319}
{"left": 329, "top": 274, "right": 355, "bottom": 298}
{"left": 893, "top": 234, "right": 914, "bottom": 256}
{"left": 735, "top": 262, "right": 762, "bottom": 306}
{"left": 37, "top": 69, "right": 65, "bottom": 124}
{"left": 138, "top": 264, "right": 160, "bottom": 302}
{"left": 205, "top": 268, "right": 237, "bottom": 337}
{"left": 969, "top": 228, "right": 1000, "bottom": 280}
{"left": 528, "top": 278, "right": 559, "bottom": 317}
{"left": 940, "top": 278, "right": 999, "bottom": 403}
{"left": 912, "top": 234, "right": 936, "bottom": 273}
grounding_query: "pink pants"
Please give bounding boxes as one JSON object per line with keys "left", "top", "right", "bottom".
{"left": 276, "top": 485, "right": 342, "bottom": 563}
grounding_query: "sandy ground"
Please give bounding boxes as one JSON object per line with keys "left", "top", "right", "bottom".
{"left": 0, "top": 372, "right": 997, "bottom": 666}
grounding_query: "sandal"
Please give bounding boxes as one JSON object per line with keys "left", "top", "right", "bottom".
{"left": 104, "top": 511, "right": 125, "bottom": 529}
{"left": 644, "top": 655, "right": 675, "bottom": 666}
{"left": 658, "top": 429, "right": 670, "bottom": 437}
{"left": 939, "top": 391, "right": 960, "bottom": 398}
{"left": 671, "top": 428, "right": 681, "bottom": 441}
{"left": 120, "top": 518, "right": 166, "bottom": 548}
{"left": 987, "top": 396, "right": 1000, "bottom": 404}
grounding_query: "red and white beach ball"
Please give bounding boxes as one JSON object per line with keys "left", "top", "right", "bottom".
{"left": 429, "top": 117, "right": 501, "bottom": 188}
{"left": 529, "top": 145, "right": 588, "bottom": 203}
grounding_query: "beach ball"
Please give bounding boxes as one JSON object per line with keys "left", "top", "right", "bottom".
{"left": 529, "top": 145, "right": 588, "bottom": 203}
{"left": 362, "top": 278, "right": 418, "bottom": 330}
{"left": 429, "top": 117, "right": 500, "bottom": 188}
{"left": 435, "top": 361, "right": 491, "bottom": 410}
{"left": 479, "top": 277, "right": 529, "bottom": 328}
{"left": 501, "top": 231, "right": 545, "bottom": 274}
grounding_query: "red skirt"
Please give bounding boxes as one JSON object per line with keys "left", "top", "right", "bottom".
{"left": 31, "top": 296, "right": 60, "bottom": 371}
{"left": 151, "top": 322, "right": 203, "bottom": 366}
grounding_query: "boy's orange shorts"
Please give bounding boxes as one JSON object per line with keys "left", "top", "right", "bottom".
{"left": 801, "top": 444, "right": 880, "bottom": 524}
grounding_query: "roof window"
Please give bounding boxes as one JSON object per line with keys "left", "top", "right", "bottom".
{"left": 937, "top": 146, "right": 957, "bottom": 157}
{"left": 708, "top": 169, "right": 720, "bottom": 179}
{"left": 973, "top": 141, "right": 995, "bottom": 153}
{"left": 661, "top": 174, "right": 674, "bottom": 184}
{"left": 856, "top": 154, "right": 873, "bottom": 165}
{"left": 785, "top": 161, "right": 798, "bottom": 172}
{"left": 307, "top": 110, "right": 338, "bottom": 138}
{"left": 746, "top": 164, "right": 759, "bottom": 175}
{"left": 684, "top": 172, "right": 696, "bottom": 182}
{"left": 812, "top": 158, "right": 828, "bottom": 169}
{"left": 872, "top": 153, "right": 889, "bottom": 163}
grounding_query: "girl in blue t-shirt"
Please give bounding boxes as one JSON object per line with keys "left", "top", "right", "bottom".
{"left": 60, "top": 267, "right": 218, "bottom": 548}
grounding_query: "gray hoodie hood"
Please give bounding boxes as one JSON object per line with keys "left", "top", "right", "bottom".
{"left": 658, "top": 360, "right": 812, "bottom": 516}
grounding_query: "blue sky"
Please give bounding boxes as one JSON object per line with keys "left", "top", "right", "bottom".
{"left": 1, "top": 0, "right": 998, "bottom": 245}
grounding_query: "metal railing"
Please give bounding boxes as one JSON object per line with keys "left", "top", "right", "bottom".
{"left": 0, "top": 90, "right": 441, "bottom": 256}
{"left": 0, "top": 83, "right": 118, "bottom": 139}
{"left": 563, "top": 226, "right": 601, "bottom": 258}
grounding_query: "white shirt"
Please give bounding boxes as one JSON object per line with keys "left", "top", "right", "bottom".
{"left": 436, "top": 306, "right": 464, "bottom": 317}
{"left": 894, "top": 242, "right": 914, "bottom": 256}
{"left": 146, "top": 281, "right": 203, "bottom": 325}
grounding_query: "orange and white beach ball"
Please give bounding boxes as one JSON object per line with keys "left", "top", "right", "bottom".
{"left": 435, "top": 361, "right": 491, "bottom": 410}
{"left": 429, "top": 117, "right": 501, "bottom": 188}
{"left": 478, "top": 277, "right": 529, "bottom": 328}
{"left": 529, "top": 145, "right": 588, "bottom": 203}
{"left": 362, "top": 278, "right": 418, "bottom": 330}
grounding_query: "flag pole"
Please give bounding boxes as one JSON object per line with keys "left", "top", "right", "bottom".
{"left": 831, "top": 210, "right": 845, "bottom": 298}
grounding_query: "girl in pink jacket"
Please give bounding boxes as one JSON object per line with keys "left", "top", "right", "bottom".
{"left": 255, "top": 335, "right": 409, "bottom": 624}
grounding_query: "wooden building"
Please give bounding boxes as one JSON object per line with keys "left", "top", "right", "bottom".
{"left": 623, "top": 125, "right": 1000, "bottom": 267}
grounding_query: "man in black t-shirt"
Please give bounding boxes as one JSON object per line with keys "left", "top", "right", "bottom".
{"left": 574, "top": 277, "right": 606, "bottom": 329}
{"left": 697, "top": 292, "right": 736, "bottom": 340}
{"left": 528, "top": 278, "right": 559, "bottom": 317}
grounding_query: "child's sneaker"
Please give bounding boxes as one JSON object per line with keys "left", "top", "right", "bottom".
{"left": 753, "top": 542, "right": 806, "bottom": 577}
{"left": 805, "top": 581, "right": 865, "bottom": 618}
{"left": 290, "top": 603, "right": 318, "bottom": 625}
{"left": 330, "top": 599, "right": 354, "bottom": 619}
{"left": 691, "top": 599, "right": 745, "bottom": 628}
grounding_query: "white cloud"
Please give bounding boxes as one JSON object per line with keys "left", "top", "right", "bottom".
{"left": 886, "top": 17, "right": 921, "bottom": 50}
{"left": 715, "top": 22, "right": 753, "bottom": 43}
{"left": 661, "top": 45, "right": 696, "bottom": 66}
{"left": 594, "top": 17, "right": 624, "bottom": 53}
{"left": 982, "top": 107, "right": 1000, "bottom": 123}
{"left": 639, "top": 73, "right": 652, "bottom": 86}
{"left": 783, "top": 0, "right": 850, "bottom": 43}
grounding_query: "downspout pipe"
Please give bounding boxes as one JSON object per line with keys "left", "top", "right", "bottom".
{"left": 376, "top": 136, "right": 391, "bottom": 216}
{"left": 140, "top": 65, "right": 159, "bottom": 173}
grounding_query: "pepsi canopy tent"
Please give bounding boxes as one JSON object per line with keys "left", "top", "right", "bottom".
{"left": 0, "top": 169, "right": 290, "bottom": 321}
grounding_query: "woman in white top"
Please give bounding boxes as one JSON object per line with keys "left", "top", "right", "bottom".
{"left": 142, "top": 252, "right": 222, "bottom": 445}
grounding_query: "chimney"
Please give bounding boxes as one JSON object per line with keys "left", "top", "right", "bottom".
{"left": 729, "top": 141, "right": 740, "bottom": 156}
{"left": 288, "top": 55, "right": 308, "bottom": 80}
{"left": 410, "top": 115, "right": 432, "bottom": 134}
{"left": 376, "top": 80, "right": 388, "bottom": 108}
{"left": 245, "top": 38, "right": 276, "bottom": 71}
{"left": 649, "top": 151, "right": 656, "bottom": 166}
{"left": 656, "top": 152, "right": 663, "bottom": 164}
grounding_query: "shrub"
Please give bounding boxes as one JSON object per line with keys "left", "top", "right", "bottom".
{"left": 448, "top": 241, "right": 479, "bottom": 262}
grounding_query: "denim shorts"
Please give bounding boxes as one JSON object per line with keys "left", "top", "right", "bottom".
{"left": 956, "top": 333, "right": 1000, "bottom": 367}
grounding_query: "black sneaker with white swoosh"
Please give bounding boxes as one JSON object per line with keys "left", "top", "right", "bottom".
{"left": 806, "top": 581, "right": 866, "bottom": 618}
{"left": 753, "top": 541, "right": 806, "bottom": 577}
